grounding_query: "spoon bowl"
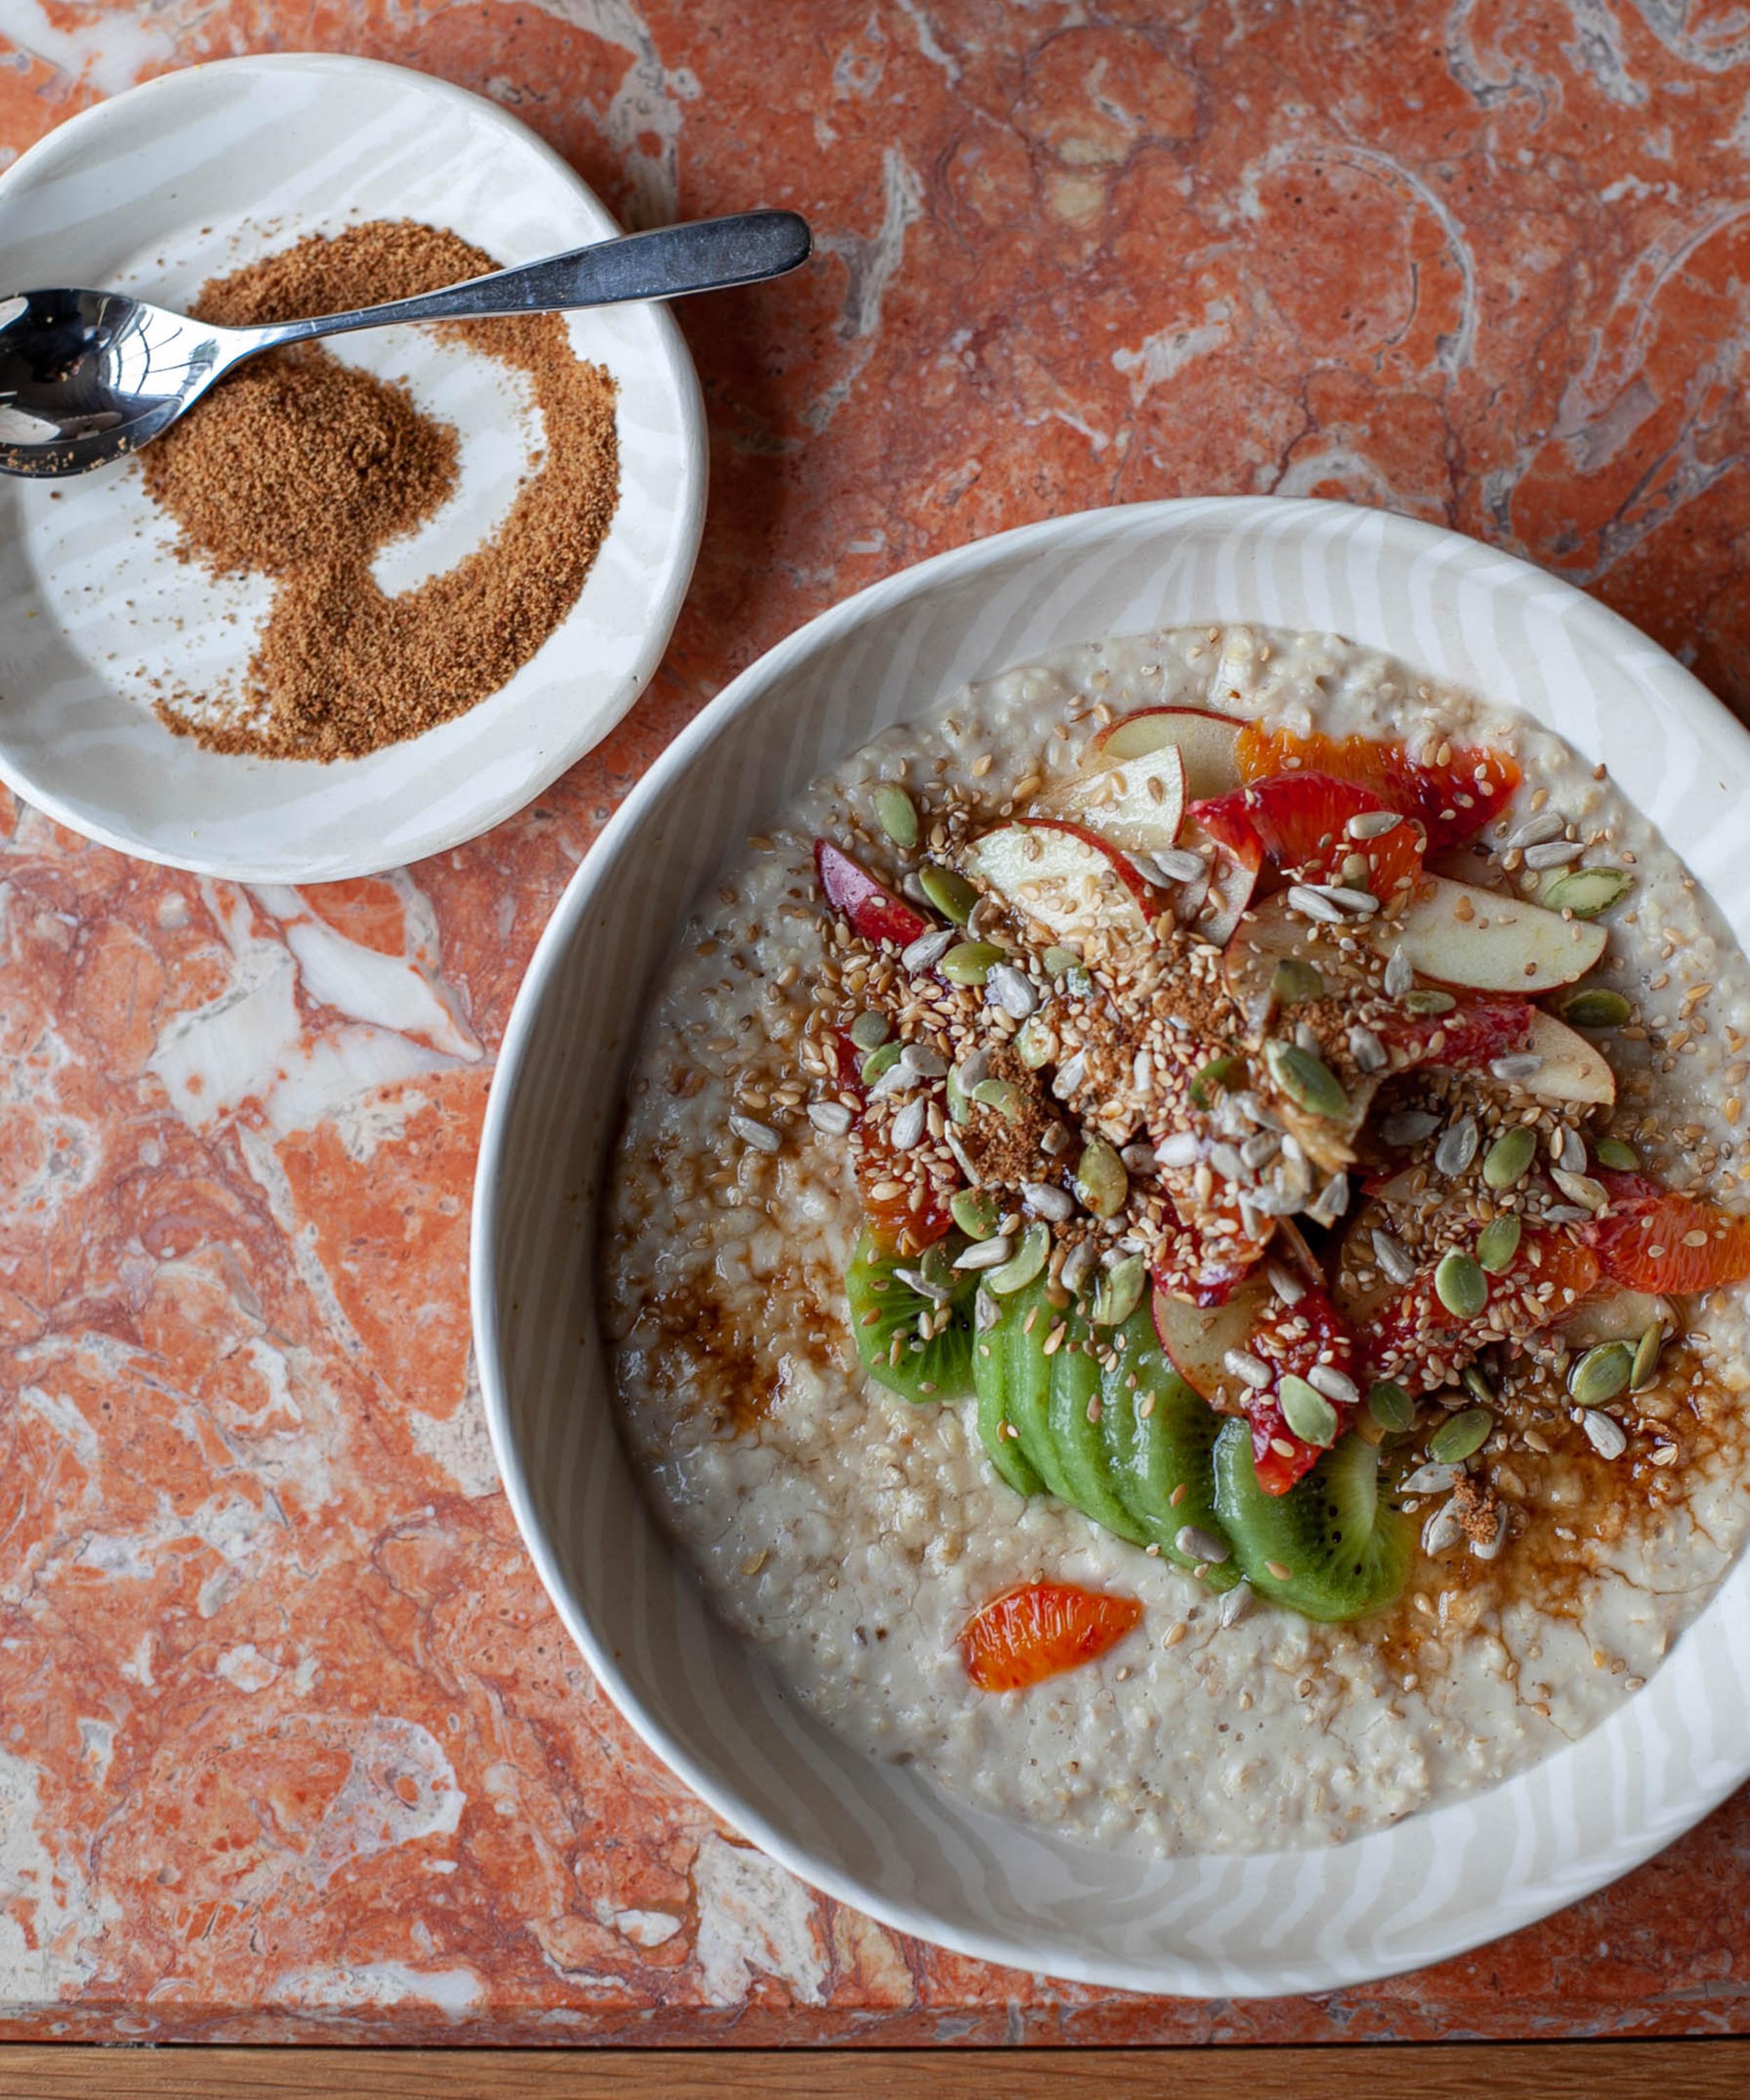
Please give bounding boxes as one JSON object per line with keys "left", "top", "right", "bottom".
{"left": 0, "top": 209, "right": 811, "bottom": 479}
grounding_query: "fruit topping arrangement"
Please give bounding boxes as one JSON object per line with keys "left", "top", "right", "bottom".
{"left": 794, "top": 702, "right": 1750, "bottom": 1668}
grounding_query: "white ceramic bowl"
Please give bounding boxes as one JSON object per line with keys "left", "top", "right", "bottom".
{"left": 472, "top": 498, "right": 1750, "bottom": 1996}
{"left": 0, "top": 53, "right": 704, "bottom": 881}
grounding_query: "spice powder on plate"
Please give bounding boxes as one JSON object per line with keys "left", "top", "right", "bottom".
{"left": 140, "top": 218, "right": 620, "bottom": 762}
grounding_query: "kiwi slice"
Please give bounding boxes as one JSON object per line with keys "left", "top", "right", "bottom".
{"left": 978, "top": 1279, "right": 1078, "bottom": 1504}
{"left": 1044, "top": 1310, "right": 1149, "bottom": 1546}
{"left": 1212, "top": 1419, "right": 1410, "bottom": 1623}
{"left": 973, "top": 1325, "right": 1044, "bottom": 1497}
{"left": 844, "top": 1229, "right": 978, "bottom": 1404}
{"left": 1100, "top": 1313, "right": 1239, "bottom": 1590}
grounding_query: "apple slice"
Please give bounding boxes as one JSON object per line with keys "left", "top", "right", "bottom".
{"left": 1177, "top": 816, "right": 1259, "bottom": 947}
{"left": 1034, "top": 746, "right": 1185, "bottom": 860}
{"left": 1558, "top": 1285, "right": 1671, "bottom": 1348}
{"left": 1152, "top": 1269, "right": 1273, "bottom": 1412}
{"left": 814, "top": 839, "right": 930, "bottom": 948}
{"left": 1222, "top": 891, "right": 1343, "bottom": 1031}
{"left": 1094, "top": 706, "right": 1243, "bottom": 799}
{"left": 962, "top": 819, "right": 1156, "bottom": 948}
{"left": 1379, "top": 876, "right": 1607, "bottom": 993}
{"left": 1521, "top": 1009, "right": 1616, "bottom": 1108}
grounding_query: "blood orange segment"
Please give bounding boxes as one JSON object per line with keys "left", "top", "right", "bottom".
{"left": 1590, "top": 1171, "right": 1750, "bottom": 1294}
{"left": 813, "top": 838, "right": 930, "bottom": 948}
{"left": 1235, "top": 722, "right": 1520, "bottom": 848}
{"left": 1365, "top": 1227, "right": 1600, "bottom": 1390}
{"left": 1152, "top": 1184, "right": 1272, "bottom": 1306}
{"left": 1190, "top": 772, "right": 1424, "bottom": 901}
{"left": 960, "top": 1581, "right": 1143, "bottom": 1691}
{"left": 1240, "top": 1282, "right": 1359, "bottom": 1497}
{"left": 1376, "top": 995, "right": 1533, "bottom": 1071}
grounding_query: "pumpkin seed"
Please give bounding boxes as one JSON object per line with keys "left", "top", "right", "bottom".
{"left": 1462, "top": 1363, "right": 1497, "bottom": 1406}
{"left": 872, "top": 783, "right": 918, "bottom": 849}
{"left": 1630, "top": 1320, "right": 1664, "bottom": 1391}
{"left": 1270, "top": 958, "right": 1324, "bottom": 1007}
{"left": 1279, "top": 1375, "right": 1339, "bottom": 1448}
{"left": 986, "top": 1221, "right": 1049, "bottom": 1294}
{"left": 971, "top": 1077, "right": 1023, "bottom": 1121}
{"left": 919, "top": 863, "right": 979, "bottom": 924}
{"left": 1482, "top": 1126, "right": 1536, "bottom": 1189}
{"left": 918, "top": 1239, "right": 957, "bottom": 1294}
{"left": 1595, "top": 1138, "right": 1640, "bottom": 1171}
{"left": 1544, "top": 866, "right": 1633, "bottom": 918}
{"left": 1434, "top": 1250, "right": 1488, "bottom": 1319}
{"left": 941, "top": 941, "right": 1004, "bottom": 986}
{"left": 848, "top": 1009, "right": 890, "bottom": 1051}
{"left": 1562, "top": 987, "right": 1632, "bottom": 1029}
{"left": 950, "top": 1188, "right": 1001, "bottom": 1240}
{"left": 1401, "top": 988, "right": 1457, "bottom": 1016}
{"left": 1041, "top": 945, "right": 1079, "bottom": 976}
{"left": 1075, "top": 1135, "right": 1129, "bottom": 1218}
{"left": 1190, "top": 1052, "right": 1245, "bottom": 1110}
{"left": 1429, "top": 1406, "right": 1493, "bottom": 1464}
{"left": 860, "top": 1040, "right": 903, "bottom": 1086}
{"left": 1476, "top": 1213, "right": 1522, "bottom": 1274}
{"left": 1264, "top": 1039, "right": 1349, "bottom": 1119}
{"left": 1368, "top": 1379, "right": 1415, "bottom": 1433}
{"left": 1569, "top": 1340, "right": 1632, "bottom": 1406}
{"left": 1092, "top": 1253, "right": 1147, "bottom": 1328}
{"left": 1015, "top": 1016, "right": 1054, "bottom": 1069}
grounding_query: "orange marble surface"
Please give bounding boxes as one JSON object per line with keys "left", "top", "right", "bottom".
{"left": 3, "top": 0, "right": 1750, "bottom": 2049}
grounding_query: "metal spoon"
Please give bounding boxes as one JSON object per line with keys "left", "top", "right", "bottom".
{"left": 0, "top": 207, "right": 811, "bottom": 479}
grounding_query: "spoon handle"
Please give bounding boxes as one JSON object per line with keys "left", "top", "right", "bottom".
{"left": 256, "top": 209, "right": 811, "bottom": 346}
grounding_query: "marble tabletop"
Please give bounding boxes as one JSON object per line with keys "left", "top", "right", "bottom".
{"left": 4, "top": 0, "right": 1750, "bottom": 2049}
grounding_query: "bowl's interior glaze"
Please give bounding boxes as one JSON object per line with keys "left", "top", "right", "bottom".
{"left": 474, "top": 497, "right": 1750, "bottom": 1995}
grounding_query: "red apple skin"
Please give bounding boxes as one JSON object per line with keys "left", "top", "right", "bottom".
{"left": 1019, "top": 818, "right": 1156, "bottom": 906}
{"left": 813, "top": 839, "right": 930, "bottom": 948}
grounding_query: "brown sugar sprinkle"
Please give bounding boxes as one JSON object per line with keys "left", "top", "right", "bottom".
{"left": 140, "top": 220, "right": 620, "bottom": 761}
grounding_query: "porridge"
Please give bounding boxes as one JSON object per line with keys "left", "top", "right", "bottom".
{"left": 603, "top": 625, "right": 1750, "bottom": 1856}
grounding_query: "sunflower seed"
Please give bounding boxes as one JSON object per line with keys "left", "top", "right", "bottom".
{"left": 1306, "top": 1171, "right": 1350, "bottom": 1226}
{"left": 1422, "top": 1501, "right": 1464, "bottom": 1555}
{"left": 987, "top": 962, "right": 1039, "bottom": 1018}
{"left": 1054, "top": 1238, "right": 1096, "bottom": 1296}
{"left": 1155, "top": 1130, "right": 1203, "bottom": 1169}
{"left": 1347, "top": 809, "right": 1403, "bottom": 840}
{"left": 1434, "top": 1114, "right": 1480, "bottom": 1176}
{"left": 1152, "top": 845, "right": 1209, "bottom": 883}
{"left": 1241, "top": 1130, "right": 1281, "bottom": 1170}
{"left": 1372, "top": 1228, "right": 1417, "bottom": 1284}
{"left": 1294, "top": 1020, "right": 1322, "bottom": 1056}
{"left": 1550, "top": 1167, "right": 1609, "bottom": 1212}
{"left": 1471, "top": 1506, "right": 1509, "bottom": 1561}
{"left": 1581, "top": 1407, "right": 1628, "bottom": 1459}
{"left": 729, "top": 1114, "right": 780, "bottom": 1153}
{"left": 901, "top": 925, "right": 958, "bottom": 973}
{"left": 1208, "top": 1142, "right": 1247, "bottom": 1181}
{"left": 1382, "top": 1110, "right": 1441, "bottom": 1147}
{"left": 889, "top": 1098, "right": 927, "bottom": 1151}
{"left": 1176, "top": 1524, "right": 1231, "bottom": 1566}
{"left": 955, "top": 1233, "right": 1014, "bottom": 1273}
{"left": 1021, "top": 1182, "right": 1074, "bottom": 1222}
{"left": 1491, "top": 1053, "right": 1545, "bottom": 1082}
{"left": 1308, "top": 1362, "right": 1359, "bottom": 1404}
{"left": 1558, "top": 1125, "right": 1587, "bottom": 1173}
{"left": 1320, "top": 884, "right": 1382, "bottom": 916}
{"left": 1507, "top": 811, "right": 1566, "bottom": 850}
{"left": 901, "top": 1044, "right": 946, "bottom": 1079}
{"left": 1523, "top": 839, "right": 1584, "bottom": 869}
{"left": 1383, "top": 946, "right": 1415, "bottom": 997}
{"left": 808, "top": 1100, "right": 855, "bottom": 1136}
{"left": 1267, "top": 1261, "right": 1307, "bottom": 1306}
{"left": 1287, "top": 883, "right": 1346, "bottom": 924}
{"left": 1223, "top": 1348, "right": 1273, "bottom": 1390}
{"left": 1052, "top": 1051, "right": 1088, "bottom": 1099}
{"left": 1543, "top": 1203, "right": 1591, "bottom": 1224}
{"left": 1348, "top": 1025, "right": 1388, "bottom": 1074}
{"left": 1218, "top": 1581, "right": 1254, "bottom": 1628}
{"left": 1401, "top": 1461, "right": 1461, "bottom": 1495}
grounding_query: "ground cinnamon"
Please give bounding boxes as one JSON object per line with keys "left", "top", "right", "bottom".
{"left": 141, "top": 219, "right": 620, "bottom": 762}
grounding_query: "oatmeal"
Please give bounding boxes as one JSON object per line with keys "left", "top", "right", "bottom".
{"left": 603, "top": 625, "right": 1750, "bottom": 1856}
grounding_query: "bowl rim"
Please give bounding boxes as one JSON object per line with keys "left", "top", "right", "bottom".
{"left": 472, "top": 494, "right": 1750, "bottom": 1994}
{"left": 0, "top": 50, "right": 707, "bottom": 883}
